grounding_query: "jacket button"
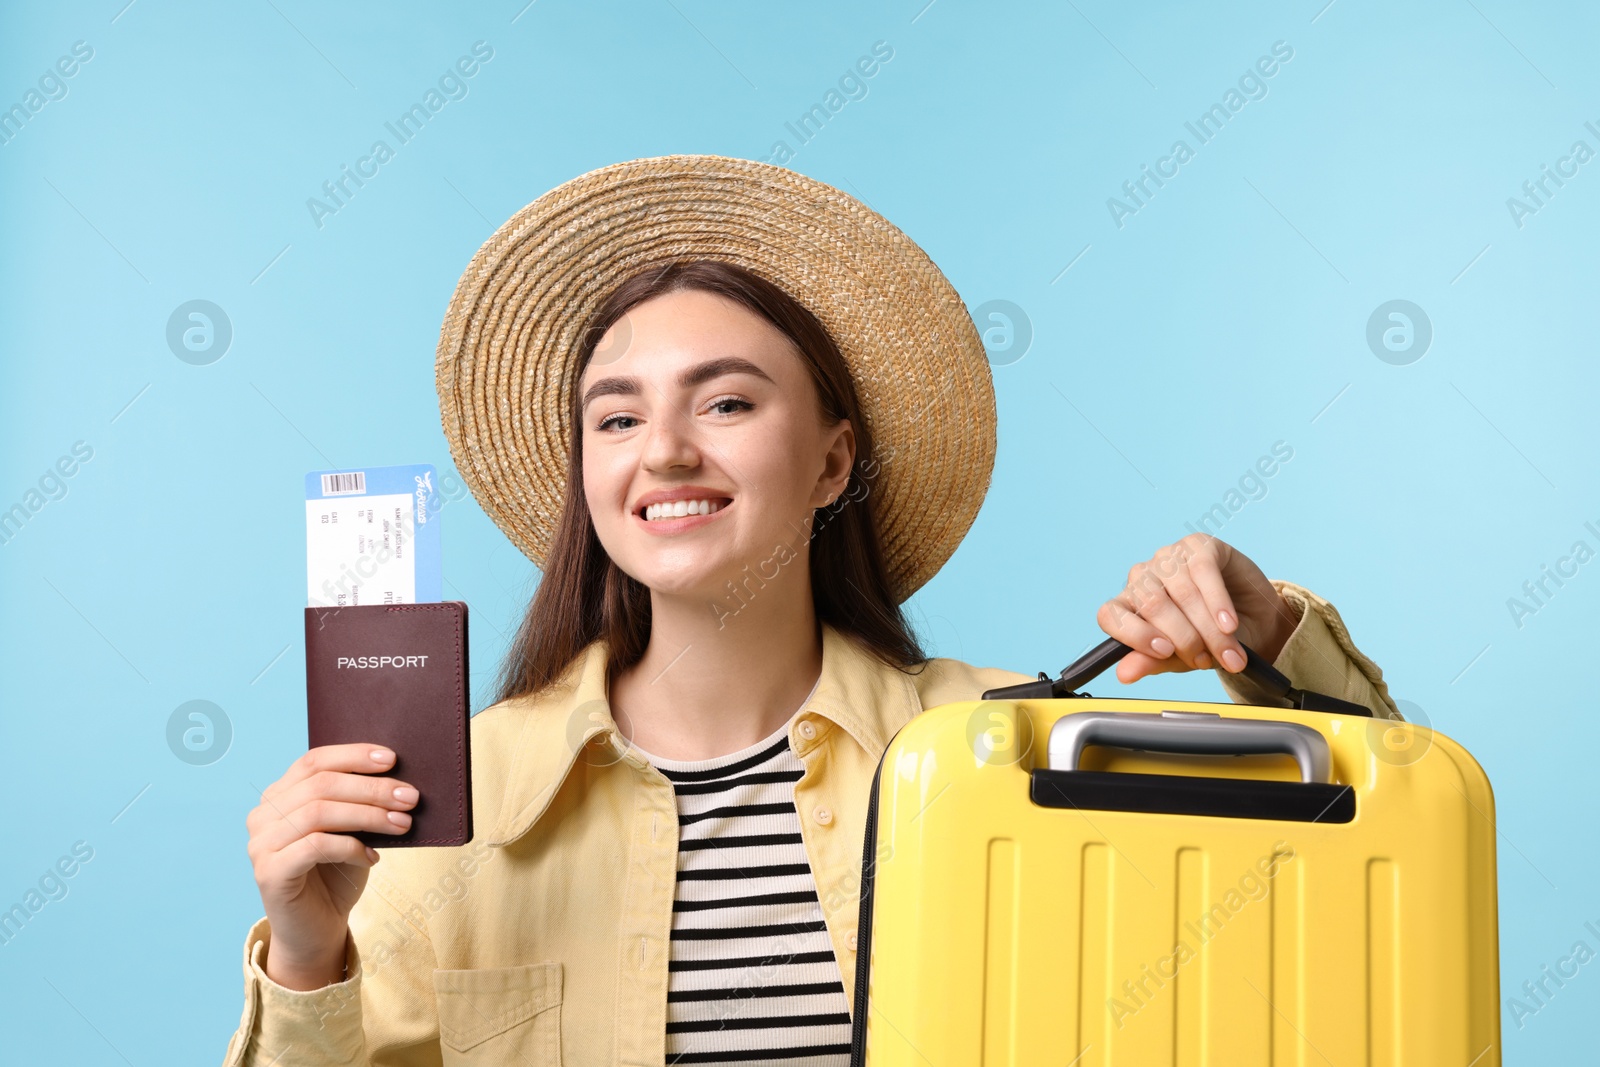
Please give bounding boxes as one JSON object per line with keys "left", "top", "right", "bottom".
{"left": 847, "top": 932, "right": 858, "bottom": 951}
{"left": 813, "top": 806, "right": 833, "bottom": 825}
{"left": 797, "top": 719, "right": 817, "bottom": 741}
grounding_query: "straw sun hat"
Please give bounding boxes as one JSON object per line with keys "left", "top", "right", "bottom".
{"left": 434, "top": 153, "right": 997, "bottom": 603}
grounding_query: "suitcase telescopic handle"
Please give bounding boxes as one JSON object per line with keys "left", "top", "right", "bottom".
{"left": 1047, "top": 710, "right": 1333, "bottom": 784}
{"left": 982, "top": 636, "right": 1374, "bottom": 717}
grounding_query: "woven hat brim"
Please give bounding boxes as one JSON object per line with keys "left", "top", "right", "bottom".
{"left": 435, "top": 154, "right": 996, "bottom": 603}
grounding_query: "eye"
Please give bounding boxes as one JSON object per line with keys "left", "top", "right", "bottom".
{"left": 707, "top": 396, "right": 754, "bottom": 417}
{"left": 595, "top": 412, "right": 638, "bottom": 433}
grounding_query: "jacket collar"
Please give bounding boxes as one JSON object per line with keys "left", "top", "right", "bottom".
{"left": 485, "top": 621, "right": 922, "bottom": 847}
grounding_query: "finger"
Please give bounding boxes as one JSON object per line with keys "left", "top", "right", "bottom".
{"left": 265, "top": 770, "right": 420, "bottom": 822}
{"left": 1162, "top": 570, "right": 1244, "bottom": 673}
{"left": 1130, "top": 586, "right": 1212, "bottom": 671}
{"left": 1111, "top": 646, "right": 1192, "bottom": 685}
{"left": 1183, "top": 551, "right": 1249, "bottom": 672}
{"left": 263, "top": 744, "right": 397, "bottom": 803}
{"left": 263, "top": 831, "right": 379, "bottom": 883}
{"left": 255, "top": 796, "right": 414, "bottom": 854}
{"left": 1096, "top": 596, "right": 1179, "bottom": 661}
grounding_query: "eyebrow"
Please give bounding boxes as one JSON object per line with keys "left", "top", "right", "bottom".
{"left": 580, "top": 356, "right": 776, "bottom": 409}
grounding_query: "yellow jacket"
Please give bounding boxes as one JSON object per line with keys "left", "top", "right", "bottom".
{"left": 221, "top": 579, "right": 1398, "bottom": 1066}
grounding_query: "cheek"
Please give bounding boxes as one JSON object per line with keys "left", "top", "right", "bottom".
{"left": 581, "top": 442, "right": 630, "bottom": 516}
{"left": 733, "top": 419, "right": 814, "bottom": 495}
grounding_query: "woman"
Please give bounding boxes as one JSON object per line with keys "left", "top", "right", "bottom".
{"left": 223, "top": 157, "right": 1398, "bottom": 1067}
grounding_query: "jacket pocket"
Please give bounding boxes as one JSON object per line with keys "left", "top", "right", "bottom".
{"left": 433, "top": 961, "right": 562, "bottom": 1064}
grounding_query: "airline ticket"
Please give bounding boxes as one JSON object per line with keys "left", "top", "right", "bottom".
{"left": 305, "top": 464, "right": 442, "bottom": 607}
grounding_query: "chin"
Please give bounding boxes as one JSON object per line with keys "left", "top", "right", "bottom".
{"left": 620, "top": 558, "right": 735, "bottom": 602}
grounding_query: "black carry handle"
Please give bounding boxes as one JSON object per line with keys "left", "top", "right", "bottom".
{"left": 981, "top": 636, "right": 1374, "bottom": 717}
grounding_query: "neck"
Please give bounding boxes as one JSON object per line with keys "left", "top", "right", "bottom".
{"left": 612, "top": 562, "right": 823, "bottom": 761}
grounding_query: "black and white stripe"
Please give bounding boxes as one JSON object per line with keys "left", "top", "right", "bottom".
{"left": 639, "top": 715, "right": 851, "bottom": 1066}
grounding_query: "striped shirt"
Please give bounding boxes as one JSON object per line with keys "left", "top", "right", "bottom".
{"left": 634, "top": 690, "right": 852, "bottom": 1066}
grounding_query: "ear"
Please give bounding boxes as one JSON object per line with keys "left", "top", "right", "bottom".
{"left": 815, "top": 418, "right": 854, "bottom": 505}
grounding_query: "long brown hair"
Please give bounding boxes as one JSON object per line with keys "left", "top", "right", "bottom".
{"left": 490, "top": 258, "right": 928, "bottom": 705}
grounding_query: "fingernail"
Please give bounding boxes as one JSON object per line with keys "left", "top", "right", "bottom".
{"left": 371, "top": 748, "right": 393, "bottom": 764}
{"left": 393, "top": 786, "right": 419, "bottom": 805}
{"left": 365, "top": 846, "right": 380, "bottom": 864}
{"left": 1151, "top": 637, "right": 1175, "bottom": 657}
{"left": 387, "top": 811, "right": 412, "bottom": 827}
{"left": 1222, "top": 648, "right": 1245, "bottom": 672}
{"left": 1217, "top": 610, "right": 1235, "bottom": 630}
{"left": 1196, "top": 652, "right": 1213, "bottom": 669}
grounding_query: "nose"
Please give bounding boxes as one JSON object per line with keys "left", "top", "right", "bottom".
{"left": 641, "top": 401, "right": 702, "bottom": 473}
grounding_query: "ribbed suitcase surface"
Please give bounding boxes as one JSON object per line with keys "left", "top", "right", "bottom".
{"left": 850, "top": 697, "right": 1500, "bottom": 1066}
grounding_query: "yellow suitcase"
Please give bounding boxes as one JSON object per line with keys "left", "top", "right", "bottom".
{"left": 848, "top": 637, "right": 1500, "bottom": 1066}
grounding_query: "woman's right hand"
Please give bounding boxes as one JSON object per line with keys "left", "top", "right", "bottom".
{"left": 246, "top": 744, "right": 420, "bottom": 990}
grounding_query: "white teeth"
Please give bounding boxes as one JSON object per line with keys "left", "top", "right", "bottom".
{"left": 643, "top": 498, "right": 726, "bottom": 521}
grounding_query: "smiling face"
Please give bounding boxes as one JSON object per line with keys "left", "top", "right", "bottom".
{"left": 578, "top": 287, "right": 855, "bottom": 603}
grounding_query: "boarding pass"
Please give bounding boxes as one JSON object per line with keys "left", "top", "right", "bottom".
{"left": 305, "top": 464, "right": 442, "bottom": 607}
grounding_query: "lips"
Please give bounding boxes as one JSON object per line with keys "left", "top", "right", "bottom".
{"left": 631, "top": 485, "right": 735, "bottom": 519}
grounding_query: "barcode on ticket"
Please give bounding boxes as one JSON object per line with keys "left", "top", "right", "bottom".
{"left": 320, "top": 471, "right": 367, "bottom": 496}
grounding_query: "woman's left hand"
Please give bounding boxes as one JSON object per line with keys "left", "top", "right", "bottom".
{"left": 1096, "top": 534, "right": 1301, "bottom": 684}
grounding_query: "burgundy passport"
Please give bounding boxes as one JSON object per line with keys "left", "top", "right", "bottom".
{"left": 304, "top": 601, "right": 472, "bottom": 847}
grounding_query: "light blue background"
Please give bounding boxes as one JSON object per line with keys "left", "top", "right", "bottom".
{"left": 2, "top": 1, "right": 1594, "bottom": 1061}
